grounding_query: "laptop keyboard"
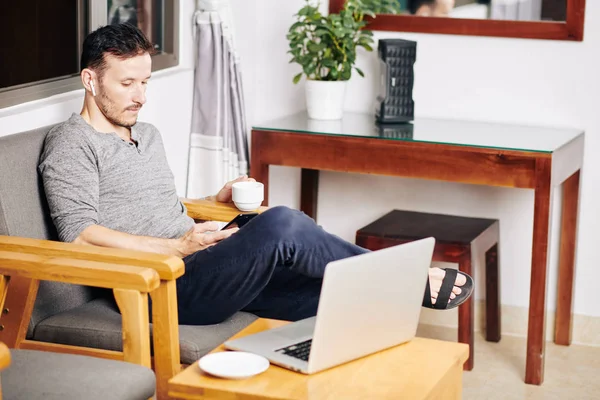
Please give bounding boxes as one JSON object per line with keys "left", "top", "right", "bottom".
{"left": 276, "top": 339, "right": 312, "bottom": 361}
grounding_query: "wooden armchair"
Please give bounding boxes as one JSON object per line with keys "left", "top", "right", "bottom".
{"left": 0, "top": 125, "right": 266, "bottom": 399}
{"left": 0, "top": 262, "right": 157, "bottom": 400}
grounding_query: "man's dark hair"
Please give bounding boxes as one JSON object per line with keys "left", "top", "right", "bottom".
{"left": 80, "top": 23, "right": 155, "bottom": 77}
{"left": 409, "top": 0, "right": 436, "bottom": 14}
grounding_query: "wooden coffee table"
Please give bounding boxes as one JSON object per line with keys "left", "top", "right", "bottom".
{"left": 168, "top": 318, "right": 469, "bottom": 399}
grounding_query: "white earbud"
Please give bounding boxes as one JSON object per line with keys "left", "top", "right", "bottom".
{"left": 90, "top": 81, "right": 96, "bottom": 97}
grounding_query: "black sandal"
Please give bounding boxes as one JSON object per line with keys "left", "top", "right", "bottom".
{"left": 422, "top": 268, "right": 474, "bottom": 310}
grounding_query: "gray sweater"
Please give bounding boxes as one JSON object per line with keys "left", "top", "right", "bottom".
{"left": 38, "top": 113, "right": 194, "bottom": 243}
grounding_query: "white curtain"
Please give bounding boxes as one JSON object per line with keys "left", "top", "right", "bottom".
{"left": 490, "top": 0, "right": 543, "bottom": 21}
{"left": 187, "top": 0, "right": 249, "bottom": 198}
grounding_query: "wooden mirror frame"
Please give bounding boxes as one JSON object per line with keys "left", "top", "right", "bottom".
{"left": 329, "top": 0, "right": 586, "bottom": 41}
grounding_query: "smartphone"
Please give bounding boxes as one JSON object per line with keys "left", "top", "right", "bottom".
{"left": 221, "top": 213, "right": 259, "bottom": 230}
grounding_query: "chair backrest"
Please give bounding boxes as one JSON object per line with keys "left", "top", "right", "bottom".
{"left": 0, "top": 125, "right": 97, "bottom": 336}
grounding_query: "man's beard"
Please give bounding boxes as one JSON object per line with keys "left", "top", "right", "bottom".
{"left": 98, "top": 91, "right": 140, "bottom": 128}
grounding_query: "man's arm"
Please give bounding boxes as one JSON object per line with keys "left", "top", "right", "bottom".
{"left": 74, "top": 224, "right": 183, "bottom": 257}
{"left": 39, "top": 128, "right": 102, "bottom": 244}
{"left": 74, "top": 222, "right": 238, "bottom": 258}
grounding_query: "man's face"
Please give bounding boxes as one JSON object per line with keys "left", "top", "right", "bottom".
{"left": 415, "top": 0, "right": 455, "bottom": 16}
{"left": 433, "top": 0, "right": 455, "bottom": 16}
{"left": 95, "top": 52, "right": 152, "bottom": 128}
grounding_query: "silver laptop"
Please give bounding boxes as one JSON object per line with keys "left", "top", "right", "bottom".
{"left": 224, "top": 237, "right": 435, "bottom": 374}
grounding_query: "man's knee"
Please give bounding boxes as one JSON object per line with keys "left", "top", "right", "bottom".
{"left": 254, "top": 206, "right": 313, "bottom": 240}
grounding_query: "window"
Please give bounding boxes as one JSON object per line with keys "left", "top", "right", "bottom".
{"left": 0, "top": 0, "right": 178, "bottom": 109}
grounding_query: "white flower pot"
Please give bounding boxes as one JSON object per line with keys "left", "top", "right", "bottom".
{"left": 305, "top": 80, "right": 347, "bottom": 120}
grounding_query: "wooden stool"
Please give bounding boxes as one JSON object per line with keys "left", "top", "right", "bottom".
{"left": 356, "top": 209, "right": 500, "bottom": 371}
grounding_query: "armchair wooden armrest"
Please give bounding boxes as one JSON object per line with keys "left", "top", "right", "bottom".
{"left": 0, "top": 235, "right": 183, "bottom": 281}
{"left": 181, "top": 196, "right": 268, "bottom": 222}
{"left": 0, "top": 250, "right": 159, "bottom": 292}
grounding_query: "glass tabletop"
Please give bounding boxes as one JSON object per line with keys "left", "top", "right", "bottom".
{"left": 252, "top": 111, "right": 583, "bottom": 154}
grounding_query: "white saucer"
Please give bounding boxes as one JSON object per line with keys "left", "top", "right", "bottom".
{"left": 198, "top": 351, "right": 270, "bottom": 379}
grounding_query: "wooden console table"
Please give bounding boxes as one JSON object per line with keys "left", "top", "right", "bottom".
{"left": 249, "top": 112, "right": 584, "bottom": 386}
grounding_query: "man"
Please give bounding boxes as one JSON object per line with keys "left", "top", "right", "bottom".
{"left": 410, "top": 0, "right": 455, "bottom": 16}
{"left": 38, "top": 23, "right": 471, "bottom": 325}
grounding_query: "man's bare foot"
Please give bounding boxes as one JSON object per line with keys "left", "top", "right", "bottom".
{"left": 427, "top": 267, "right": 466, "bottom": 305}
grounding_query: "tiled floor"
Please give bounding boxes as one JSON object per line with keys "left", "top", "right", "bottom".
{"left": 416, "top": 325, "right": 600, "bottom": 400}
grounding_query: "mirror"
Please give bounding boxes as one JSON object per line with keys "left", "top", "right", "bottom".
{"left": 329, "top": 0, "right": 585, "bottom": 41}
{"left": 389, "top": 1, "right": 567, "bottom": 22}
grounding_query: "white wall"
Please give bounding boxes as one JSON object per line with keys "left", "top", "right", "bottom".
{"left": 231, "top": 0, "right": 600, "bottom": 318}
{"left": 0, "top": 1, "right": 198, "bottom": 196}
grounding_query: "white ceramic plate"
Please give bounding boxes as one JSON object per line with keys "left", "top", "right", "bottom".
{"left": 198, "top": 351, "right": 270, "bottom": 379}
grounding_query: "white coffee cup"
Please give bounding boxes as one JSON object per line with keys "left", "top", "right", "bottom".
{"left": 232, "top": 181, "right": 264, "bottom": 211}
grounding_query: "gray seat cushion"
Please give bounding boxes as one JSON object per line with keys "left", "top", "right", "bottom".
{"left": 3, "top": 349, "right": 155, "bottom": 400}
{"left": 31, "top": 298, "right": 258, "bottom": 365}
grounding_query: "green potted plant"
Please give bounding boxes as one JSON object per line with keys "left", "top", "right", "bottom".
{"left": 287, "top": 0, "right": 400, "bottom": 120}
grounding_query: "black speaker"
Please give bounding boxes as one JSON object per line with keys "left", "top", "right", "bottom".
{"left": 375, "top": 39, "right": 417, "bottom": 123}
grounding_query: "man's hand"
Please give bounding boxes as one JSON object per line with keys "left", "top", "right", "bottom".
{"left": 176, "top": 221, "right": 238, "bottom": 258}
{"left": 215, "top": 175, "right": 256, "bottom": 203}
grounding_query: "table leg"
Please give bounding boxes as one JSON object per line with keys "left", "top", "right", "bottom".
{"left": 458, "top": 250, "right": 474, "bottom": 371}
{"left": 300, "top": 169, "right": 319, "bottom": 220}
{"left": 555, "top": 170, "right": 581, "bottom": 345}
{"left": 485, "top": 243, "right": 501, "bottom": 342}
{"left": 526, "top": 158, "right": 553, "bottom": 385}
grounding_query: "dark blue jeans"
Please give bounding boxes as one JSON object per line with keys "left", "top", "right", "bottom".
{"left": 176, "top": 206, "right": 368, "bottom": 325}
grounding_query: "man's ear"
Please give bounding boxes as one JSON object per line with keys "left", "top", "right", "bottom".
{"left": 81, "top": 69, "right": 97, "bottom": 96}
